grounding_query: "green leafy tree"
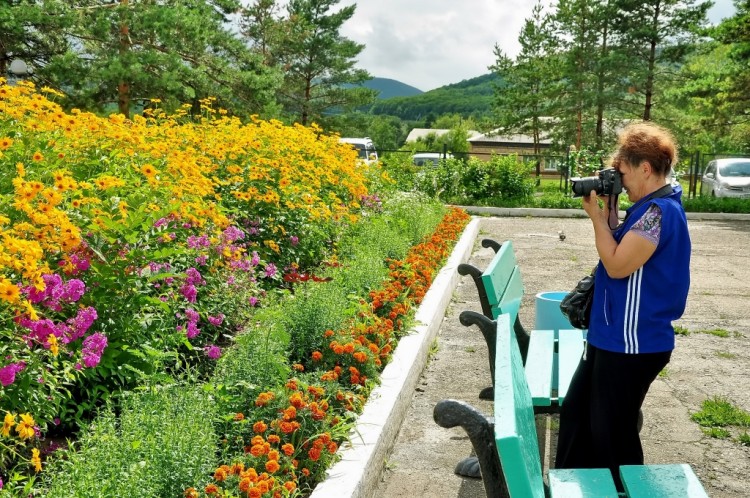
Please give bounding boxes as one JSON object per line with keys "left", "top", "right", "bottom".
{"left": 611, "top": 0, "right": 712, "bottom": 121}
{"left": 257, "top": 0, "right": 376, "bottom": 125}
{"left": 0, "top": 1, "right": 72, "bottom": 82}
{"left": 491, "top": 1, "right": 558, "bottom": 154}
{"left": 40, "top": 0, "right": 280, "bottom": 118}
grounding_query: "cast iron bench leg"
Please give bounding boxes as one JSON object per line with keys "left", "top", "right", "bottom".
{"left": 433, "top": 399, "right": 510, "bottom": 498}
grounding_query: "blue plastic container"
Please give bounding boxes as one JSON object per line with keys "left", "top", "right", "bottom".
{"left": 534, "top": 291, "right": 575, "bottom": 332}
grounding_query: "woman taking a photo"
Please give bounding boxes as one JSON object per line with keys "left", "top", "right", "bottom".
{"left": 555, "top": 122, "right": 692, "bottom": 491}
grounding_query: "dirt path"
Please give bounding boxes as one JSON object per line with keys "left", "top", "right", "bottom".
{"left": 374, "top": 216, "right": 750, "bottom": 498}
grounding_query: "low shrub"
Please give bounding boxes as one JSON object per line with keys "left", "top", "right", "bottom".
{"left": 43, "top": 386, "right": 218, "bottom": 498}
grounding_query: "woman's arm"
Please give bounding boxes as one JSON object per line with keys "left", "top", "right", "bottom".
{"left": 583, "top": 190, "right": 657, "bottom": 279}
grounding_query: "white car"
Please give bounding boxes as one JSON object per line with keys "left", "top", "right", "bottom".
{"left": 412, "top": 152, "right": 453, "bottom": 167}
{"left": 701, "top": 158, "right": 750, "bottom": 198}
{"left": 339, "top": 137, "right": 378, "bottom": 165}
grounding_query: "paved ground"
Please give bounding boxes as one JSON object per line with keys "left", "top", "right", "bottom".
{"left": 374, "top": 215, "right": 750, "bottom": 498}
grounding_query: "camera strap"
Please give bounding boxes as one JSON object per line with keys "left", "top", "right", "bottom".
{"left": 616, "top": 183, "right": 674, "bottom": 230}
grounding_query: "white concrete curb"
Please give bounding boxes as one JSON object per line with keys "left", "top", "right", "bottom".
{"left": 309, "top": 217, "right": 481, "bottom": 498}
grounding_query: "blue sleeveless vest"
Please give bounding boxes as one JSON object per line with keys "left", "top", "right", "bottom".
{"left": 587, "top": 185, "right": 691, "bottom": 354}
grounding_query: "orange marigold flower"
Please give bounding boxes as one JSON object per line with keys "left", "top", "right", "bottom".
{"left": 324, "top": 329, "right": 334, "bottom": 337}
{"left": 268, "top": 450, "right": 280, "bottom": 461}
{"left": 301, "top": 468, "right": 310, "bottom": 477}
{"left": 267, "top": 434, "right": 280, "bottom": 444}
{"left": 285, "top": 379, "right": 298, "bottom": 390}
{"left": 265, "top": 459, "right": 280, "bottom": 473}
{"left": 255, "top": 391, "right": 274, "bottom": 406}
{"left": 253, "top": 421, "right": 268, "bottom": 433}
{"left": 308, "top": 447, "right": 322, "bottom": 462}
{"left": 292, "top": 363, "right": 304, "bottom": 371}
{"left": 343, "top": 342, "right": 355, "bottom": 354}
{"left": 353, "top": 352, "right": 367, "bottom": 363}
{"left": 311, "top": 351, "right": 323, "bottom": 361}
{"left": 251, "top": 435, "right": 264, "bottom": 446}
{"left": 283, "top": 406, "right": 297, "bottom": 421}
{"left": 184, "top": 488, "right": 199, "bottom": 498}
{"left": 250, "top": 444, "right": 267, "bottom": 457}
{"left": 279, "top": 421, "right": 295, "bottom": 434}
{"left": 204, "top": 483, "right": 219, "bottom": 495}
{"left": 281, "top": 443, "right": 295, "bottom": 456}
{"left": 328, "top": 442, "right": 338, "bottom": 454}
{"left": 284, "top": 481, "right": 297, "bottom": 492}
{"left": 248, "top": 488, "right": 262, "bottom": 498}
{"left": 239, "top": 477, "right": 252, "bottom": 492}
{"left": 289, "top": 392, "right": 305, "bottom": 409}
{"left": 234, "top": 412, "right": 245, "bottom": 421}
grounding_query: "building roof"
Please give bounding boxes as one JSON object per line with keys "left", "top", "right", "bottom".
{"left": 405, "top": 128, "right": 483, "bottom": 143}
{"left": 469, "top": 129, "right": 552, "bottom": 145}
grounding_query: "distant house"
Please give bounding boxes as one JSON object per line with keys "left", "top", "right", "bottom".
{"left": 405, "top": 128, "right": 482, "bottom": 143}
{"left": 468, "top": 130, "right": 562, "bottom": 175}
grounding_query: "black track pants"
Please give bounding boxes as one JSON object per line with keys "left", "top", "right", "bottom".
{"left": 554, "top": 343, "right": 671, "bottom": 490}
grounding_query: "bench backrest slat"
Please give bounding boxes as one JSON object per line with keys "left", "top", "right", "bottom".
{"left": 557, "top": 329, "right": 585, "bottom": 404}
{"left": 481, "top": 240, "right": 518, "bottom": 303}
{"left": 494, "top": 313, "right": 545, "bottom": 498}
{"left": 524, "top": 329, "right": 555, "bottom": 406}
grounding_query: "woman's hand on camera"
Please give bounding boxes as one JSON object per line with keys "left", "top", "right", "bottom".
{"left": 582, "top": 189, "right": 609, "bottom": 221}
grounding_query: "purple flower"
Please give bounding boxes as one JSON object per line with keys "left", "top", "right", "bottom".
{"left": 187, "top": 235, "right": 210, "bottom": 249}
{"left": 208, "top": 314, "right": 224, "bottom": 326}
{"left": 185, "top": 268, "right": 204, "bottom": 286}
{"left": 251, "top": 252, "right": 260, "bottom": 266}
{"left": 264, "top": 263, "right": 277, "bottom": 278}
{"left": 222, "top": 226, "right": 245, "bottom": 243}
{"left": 205, "top": 345, "right": 222, "bottom": 360}
{"left": 186, "top": 321, "right": 200, "bottom": 339}
{"left": 180, "top": 283, "right": 197, "bottom": 303}
{"left": 62, "top": 279, "right": 86, "bottom": 302}
{"left": 81, "top": 333, "right": 107, "bottom": 368}
{"left": 195, "top": 255, "right": 208, "bottom": 266}
{"left": 0, "top": 362, "right": 25, "bottom": 387}
{"left": 290, "top": 235, "right": 299, "bottom": 246}
{"left": 248, "top": 296, "right": 259, "bottom": 307}
{"left": 184, "top": 308, "right": 200, "bottom": 323}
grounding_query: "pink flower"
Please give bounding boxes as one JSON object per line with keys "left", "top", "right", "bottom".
{"left": 0, "top": 362, "right": 26, "bottom": 387}
{"left": 205, "top": 345, "right": 222, "bottom": 360}
{"left": 81, "top": 333, "right": 107, "bottom": 368}
{"left": 248, "top": 296, "right": 259, "bottom": 307}
{"left": 208, "top": 314, "right": 224, "bottom": 326}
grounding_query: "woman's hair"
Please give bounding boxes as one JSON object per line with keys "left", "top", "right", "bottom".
{"left": 614, "top": 122, "right": 678, "bottom": 176}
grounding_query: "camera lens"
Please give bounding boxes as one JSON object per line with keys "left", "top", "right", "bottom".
{"left": 570, "top": 177, "right": 602, "bottom": 197}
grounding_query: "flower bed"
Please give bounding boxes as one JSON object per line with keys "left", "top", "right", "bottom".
{"left": 0, "top": 79, "right": 470, "bottom": 496}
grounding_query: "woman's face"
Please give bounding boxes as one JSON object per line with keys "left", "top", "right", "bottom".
{"left": 615, "top": 161, "right": 644, "bottom": 202}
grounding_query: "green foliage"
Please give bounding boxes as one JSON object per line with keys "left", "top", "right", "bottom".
{"left": 43, "top": 385, "right": 218, "bottom": 498}
{"left": 691, "top": 396, "right": 750, "bottom": 428}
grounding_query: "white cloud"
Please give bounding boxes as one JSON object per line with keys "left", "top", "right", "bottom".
{"left": 340, "top": 0, "right": 737, "bottom": 92}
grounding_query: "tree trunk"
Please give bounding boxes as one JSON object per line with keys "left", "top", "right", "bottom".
{"left": 118, "top": 0, "right": 130, "bottom": 118}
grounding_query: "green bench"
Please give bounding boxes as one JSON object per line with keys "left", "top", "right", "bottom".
{"left": 457, "top": 239, "right": 530, "bottom": 400}
{"left": 493, "top": 311, "right": 709, "bottom": 498}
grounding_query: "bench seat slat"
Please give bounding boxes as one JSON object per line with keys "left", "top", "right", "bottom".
{"left": 557, "top": 328, "right": 584, "bottom": 404}
{"left": 620, "top": 464, "right": 709, "bottom": 498}
{"left": 524, "top": 329, "right": 555, "bottom": 406}
{"left": 548, "top": 468, "right": 620, "bottom": 497}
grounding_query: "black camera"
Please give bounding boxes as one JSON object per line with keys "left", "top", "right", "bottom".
{"left": 570, "top": 168, "right": 623, "bottom": 197}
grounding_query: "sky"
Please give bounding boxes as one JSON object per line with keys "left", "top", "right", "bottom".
{"left": 339, "top": 0, "right": 739, "bottom": 92}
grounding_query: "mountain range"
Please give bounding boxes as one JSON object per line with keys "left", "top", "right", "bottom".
{"left": 360, "top": 73, "right": 499, "bottom": 120}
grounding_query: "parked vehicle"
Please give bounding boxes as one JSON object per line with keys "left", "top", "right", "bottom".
{"left": 701, "top": 158, "right": 750, "bottom": 198}
{"left": 412, "top": 152, "right": 453, "bottom": 167}
{"left": 339, "top": 137, "right": 378, "bottom": 165}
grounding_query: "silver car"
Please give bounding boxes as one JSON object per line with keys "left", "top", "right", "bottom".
{"left": 701, "top": 158, "right": 750, "bottom": 198}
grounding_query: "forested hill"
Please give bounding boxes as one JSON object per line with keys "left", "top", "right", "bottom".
{"left": 368, "top": 73, "right": 501, "bottom": 120}
{"left": 363, "top": 77, "right": 424, "bottom": 99}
